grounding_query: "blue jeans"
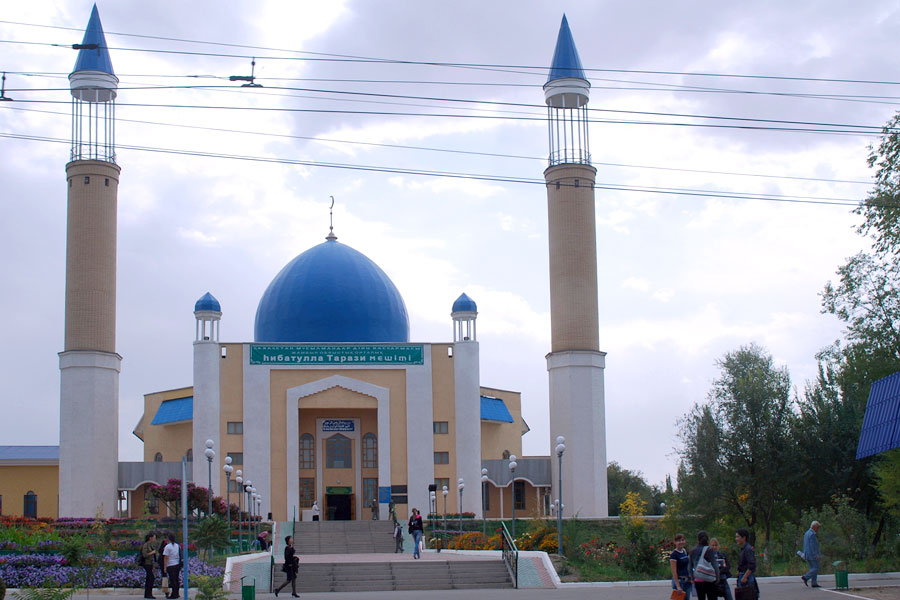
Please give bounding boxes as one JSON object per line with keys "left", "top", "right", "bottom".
{"left": 412, "top": 530, "right": 422, "bottom": 558}
{"left": 804, "top": 559, "right": 820, "bottom": 585}
{"left": 720, "top": 578, "right": 734, "bottom": 600}
{"left": 672, "top": 577, "right": 692, "bottom": 599}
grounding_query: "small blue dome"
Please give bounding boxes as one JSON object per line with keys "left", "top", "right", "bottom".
{"left": 194, "top": 292, "right": 221, "bottom": 313}
{"left": 452, "top": 293, "right": 477, "bottom": 313}
{"left": 254, "top": 239, "right": 409, "bottom": 343}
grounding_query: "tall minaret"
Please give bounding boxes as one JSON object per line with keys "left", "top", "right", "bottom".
{"left": 59, "top": 4, "right": 121, "bottom": 518}
{"left": 543, "top": 15, "right": 608, "bottom": 518}
{"left": 451, "top": 293, "right": 482, "bottom": 517}
{"left": 192, "top": 292, "right": 222, "bottom": 496}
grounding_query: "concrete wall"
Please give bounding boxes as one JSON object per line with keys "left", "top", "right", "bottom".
{"left": 0, "top": 465, "right": 59, "bottom": 518}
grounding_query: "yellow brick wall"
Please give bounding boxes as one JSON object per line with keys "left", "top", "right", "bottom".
{"left": 0, "top": 465, "right": 59, "bottom": 518}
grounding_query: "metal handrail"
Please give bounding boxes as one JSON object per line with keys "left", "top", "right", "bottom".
{"left": 500, "top": 521, "right": 518, "bottom": 588}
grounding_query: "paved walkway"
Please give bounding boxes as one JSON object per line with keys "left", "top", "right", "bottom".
{"left": 12, "top": 571, "right": 900, "bottom": 600}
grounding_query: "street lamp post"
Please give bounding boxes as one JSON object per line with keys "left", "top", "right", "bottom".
{"left": 442, "top": 485, "right": 448, "bottom": 531}
{"left": 235, "top": 471, "right": 243, "bottom": 551}
{"left": 508, "top": 455, "right": 517, "bottom": 539}
{"left": 244, "top": 480, "right": 252, "bottom": 550}
{"left": 555, "top": 436, "right": 566, "bottom": 556}
{"left": 223, "top": 457, "right": 233, "bottom": 533}
{"left": 481, "top": 468, "right": 488, "bottom": 537}
{"left": 204, "top": 440, "right": 215, "bottom": 516}
{"left": 429, "top": 490, "right": 436, "bottom": 543}
{"left": 457, "top": 478, "right": 465, "bottom": 533}
{"left": 255, "top": 494, "right": 261, "bottom": 539}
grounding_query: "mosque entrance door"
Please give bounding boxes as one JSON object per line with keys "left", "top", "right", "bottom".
{"left": 325, "top": 489, "right": 354, "bottom": 520}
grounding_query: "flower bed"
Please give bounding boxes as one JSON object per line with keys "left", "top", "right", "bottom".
{"left": 0, "top": 554, "right": 223, "bottom": 588}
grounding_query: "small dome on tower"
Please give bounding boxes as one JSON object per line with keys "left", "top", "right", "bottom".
{"left": 194, "top": 292, "right": 221, "bottom": 313}
{"left": 452, "top": 293, "right": 477, "bottom": 314}
{"left": 69, "top": 4, "right": 118, "bottom": 102}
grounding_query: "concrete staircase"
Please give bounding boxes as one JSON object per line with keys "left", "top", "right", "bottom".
{"left": 288, "top": 520, "right": 396, "bottom": 554}
{"left": 273, "top": 559, "right": 513, "bottom": 593}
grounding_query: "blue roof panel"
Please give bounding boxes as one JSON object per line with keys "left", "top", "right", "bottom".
{"left": 151, "top": 397, "right": 194, "bottom": 426}
{"left": 547, "top": 15, "right": 586, "bottom": 83}
{"left": 72, "top": 4, "right": 115, "bottom": 76}
{"left": 481, "top": 396, "right": 514, "bottom": 423}
{"left": 0, "top": 446, "right": 59, "bottom": 460}
{"left": 856, "top": 371, "right": 900, "bottom": 459}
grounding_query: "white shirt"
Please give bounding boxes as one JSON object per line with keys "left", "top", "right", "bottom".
{"left": 312, "top": 503, "right": 320, "bottom": 516}
{"left": 163, "top": 542, "right": 180, "bottom": 568}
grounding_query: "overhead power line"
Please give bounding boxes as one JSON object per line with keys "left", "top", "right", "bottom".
{"left": 0, "top": 130, "right": 874, "bottom": 208}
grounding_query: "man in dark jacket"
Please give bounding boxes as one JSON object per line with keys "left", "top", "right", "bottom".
{"left": 735, "top": 528, "right": 759, "bottom": 599}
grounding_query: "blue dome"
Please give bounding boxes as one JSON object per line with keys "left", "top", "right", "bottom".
{"left": 195, "top": 292, "right": 221, "bottom": 312}
{"left": 254, "top": 239, "right": 409, "bottom": 343}
{"left": 452, "top": 293, "right": 477, "bottom": 313}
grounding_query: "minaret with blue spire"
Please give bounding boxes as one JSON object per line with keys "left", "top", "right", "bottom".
{"left": 543, "top": 15, "right": 609, "bottom": 518}
{"left": 59, "top": 4, "right": 122, "bottom": 518}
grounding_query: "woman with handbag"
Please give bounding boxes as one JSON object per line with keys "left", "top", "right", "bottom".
{"left": 407, "top": 508, "right": 424, "bottom": 559}
{"left": 689, "top": 531, "right": 720, "bottom": 600}
{"left": 734, "top": 529, "right": 759, "bottom": 600}
{"left": 709, "top": 537, "right": 733, "bottom": 600}
{"left": 274, "top": 536, "right": 299, "bottom": 597}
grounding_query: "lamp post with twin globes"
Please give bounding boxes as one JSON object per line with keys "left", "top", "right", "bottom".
{"left": 235, "top": 471, "right": 243, "bottom": 550}
{"left": 508, "top": 455, "right": 518, "bottom": 539}
{"left": 223, "top": 457, "right": 233, "bottom": 529}
{"left": 203, "top": 440, "right": 215, "bottom": 516}
{"left": 555, "top": 436, "right": 566, "bottom": 556}
{"left": 481, "top": 468, "right": 488, "bottom": 537}
{"left": 457, "top": 478, "right": 465, "bottom": 533}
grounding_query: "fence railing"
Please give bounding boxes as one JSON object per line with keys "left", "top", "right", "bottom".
{"left": 500, "top": 521, "right": 518, "bottom": 588}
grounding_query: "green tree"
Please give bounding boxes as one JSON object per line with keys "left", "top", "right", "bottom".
{"left": 677, "top": 344, "right": 795, "bottom": 546}
{"left": 607, "top": 462, "right": 661, "bottom": 516}
{"left": 873, "top": 449, "right": 900, "bottom": 518}
{"left": 193, "top": 516, "right": 231, "bottom": 559}
{"left": 855, "top": 112, "right": 900, "bottom": 256}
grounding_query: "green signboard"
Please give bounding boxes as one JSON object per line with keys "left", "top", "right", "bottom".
{"left": 326, "top": 486, "right": 352, "bottom": 495}
{"left": 249, "top": 344, "right": 424, "bottom": 365}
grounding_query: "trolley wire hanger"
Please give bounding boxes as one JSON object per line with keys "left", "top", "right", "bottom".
{"left": 229, "top": 57, "right": 262, "bottom": 87}
{"left": 0, "top": 72, "right": 12, "bottom": 101}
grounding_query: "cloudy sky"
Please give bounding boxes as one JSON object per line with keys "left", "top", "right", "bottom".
{"left": 1, "top": 1, "right": 896, "bottom": 489}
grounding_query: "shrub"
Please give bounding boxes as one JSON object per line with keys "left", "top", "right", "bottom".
{"left": 192, "top": 575, "right": 226, "bottom": 600}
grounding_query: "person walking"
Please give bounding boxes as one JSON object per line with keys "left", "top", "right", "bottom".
{"left": 735, "top": 528, "right": 759, "bottom": 600}
{"left": 689, "top": 531, "right": 720, "bottom": 600}
{"left": 709, "top": 537, "right": 733, "bottom": 600}
{"left": 140, "top": 532, "right": 158, "bottom": 599}
{"left": 801, "top": 520, "right": 822, "bottom": 588}
{"left": 274, "top": 535, "right": 299, "bottom": 597}
{"left": 163, "top": 532, "right": 182, "bottom": 599}
{"left": 669, "top": 533, "right": 692, "bottom": 599}
{"left": 393, "top": 520, "right": 404, "bottom": 553}
{"left": 311, "top": 500, "right": 320, "bottom": 522}
{"left": 371, "top": 498, "right": 379, "bottom": 520}
{"left": 408, "top": 508, "right": 424, "bottom": 559}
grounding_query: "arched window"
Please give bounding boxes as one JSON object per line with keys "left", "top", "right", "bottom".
{"left": 362, "top": 433, "right": 377, "bottom": 469}
{"left": 185, "top": 448, "right": 193, "bottom": 461}
{"left": 23, "top": 491, "right": 37, "bottom": 518}
{"left": 154, "top": 452, "right": 163, "bottom": 462}
{"left": 299, "top": 433, "right": 315, "bottom": 469}
{"left": 325, "top": 434, "right": 351, "bottom": 469}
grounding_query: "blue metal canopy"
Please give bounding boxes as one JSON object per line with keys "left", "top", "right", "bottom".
{"left": 856, "top": 371, "right": 900, "bottom": 459}
{"left": 151, "top": 397, "right": 193, "bottom": 426}
{"left": 546, "top": 14, "right": 586, "bottom": 83}
{"left": 72, "top": 4, "right": 115, "bottom": 76}
{"left": 480, "top": 395, "right": 514, "bottom": 423}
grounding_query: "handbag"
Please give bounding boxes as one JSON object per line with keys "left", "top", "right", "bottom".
{"left": 693, "top": 546, "right": 718, "bottom": 582}
{"left": 670, "top": 590, "right": 686, "bottom": 600}
{"left": 161, "top": 576, "right": 169, "bottom": 593}
{"left": 735, "top": 585, "right": 756, "bottom": 600}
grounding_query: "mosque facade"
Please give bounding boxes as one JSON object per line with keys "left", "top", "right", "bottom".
{"left": 0, "top": 8, "right": 608, "bottom": 522}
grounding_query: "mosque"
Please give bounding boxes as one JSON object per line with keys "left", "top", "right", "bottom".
{"left": 0, "top": 7, "right": 609, "bottom": 522}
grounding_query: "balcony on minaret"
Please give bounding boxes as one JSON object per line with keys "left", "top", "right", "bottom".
{"left": 451, "top": 293, "right": 478, "bottom": 343}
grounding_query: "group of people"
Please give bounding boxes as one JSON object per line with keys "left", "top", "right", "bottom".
{"left": 669, "top": 528, "right": 758, "bottom": 600}
{"left": 139, "top": 532, "right": 182, "bottom": 600}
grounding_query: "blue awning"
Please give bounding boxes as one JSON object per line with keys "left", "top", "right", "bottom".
{"left": 151, "top": 397, "right": 193, "bottom": 425}
{"left": 480, "top": 395, "right": 514, "bottom": 423}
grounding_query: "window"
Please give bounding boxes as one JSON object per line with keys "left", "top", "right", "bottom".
{"left": 154, "top": 452, "right": 163, "bottom": 462}
{"left": 434, "top": 452, "right": 449, "bottom": 465}
{"left": 23, "top": 491, "right": 37, "bottom": 518}
{"left": 0, "top": 494, "right": 3, "bottom": 516}
{"left": 514, "top": 481, "right": 525, "bottom": 510}
{"left": 299, "top": 433, "right": 315, "bottom": 469}
{"left": 229, "top": 479, "right": 241, "bottom": 493}
{"left": 326, "top": 434, "right": 352, "bottom": 468}
{"left": 362, "top": 433, "right": 377, "bottom": 468}
{"left": 227, "top": 422, "right": 243, "bottom": 434}
{"left": 433, "top": 421, "right": 448, "bottom": 434}
{"left": 185, "top": 448, "right": 193, "bottom": 461}
{"left": 299, "top": 478, "right": 315, "bottom": 508}
{"left": 227, "top": 452, "right": 243, "bottom": 465}
{"left": 434, "top": 478, "right": 449, "bottom": 494}
{"left": 148, "top": 493, "right": 159, "bottom": 515}
{"left": 484, "top": 485, "right": 491, "bottom": 511}
{"left": 363, "top": 478, "right": 378, "bottom": 505}
{"left": 502, "top": 450, "right": 510, "bottom": 460}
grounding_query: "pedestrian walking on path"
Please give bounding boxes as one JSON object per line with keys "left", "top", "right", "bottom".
{"left": 274, "top": 535, "right": 299, "bottom": 598}
{"left": 408, "top": 508, "right": 424, "bottom": 559}
{"left": 801, "top": 521, "right": 822, "bottom": 588}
